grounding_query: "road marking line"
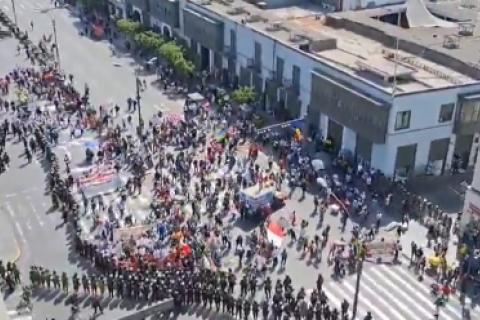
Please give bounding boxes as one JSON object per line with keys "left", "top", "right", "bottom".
{"left": 322, "top": 285, "right": 346, "bottom": 307}
{"left": 5, "top": 202, "right": 15, "bottom": 218}
{"left": 362, "top": 271, "right": 414, "bottom": 320}
{"left": 381, "top": 265, "right": 435, "bottom": 303}
{"left": 5, "top": 193, "right": 17, "bottom": 198}
{"left": 11, "top": 201, "right": 33, "bottom": 231}
{"left": 14, "top": 222, "right": 27, "bottom": 244}
{"left": 26, "top": 196, "right": 45, "bottom": 227}
{"left": 324, "top": 283, "right": 358, "bottom": 319}
{"left": 371, "top": 267, "right": 441, "bottom": 320}
{"left": 390, "top": 265, "right": 464, "bottom": 318}
{"left": 342, "top": 277, "right": 393, "bottom": 320}
{"left": 18, "top": 3, "right": 25, "bottom": 10}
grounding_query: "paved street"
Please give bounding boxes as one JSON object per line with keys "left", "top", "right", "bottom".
{"left": 0, "top": 0, "right": 184, "bottom": 118}
{"left": 0, "top": 0, "right": 184, "bottom": 318}
{"left": 323, "top": 261, "right": 474, "bottom": 320}
{"left": 0, "top": 1, "right": 479, "bottom": 320}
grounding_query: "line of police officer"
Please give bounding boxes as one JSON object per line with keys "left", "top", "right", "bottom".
{"left": 29, "top": 257, "right": 347, "bottom": 320}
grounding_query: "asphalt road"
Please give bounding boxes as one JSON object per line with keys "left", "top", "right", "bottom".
{"left": 0, "top": 1, "right": 478, "bottom": 320}
{"left": 0, "top": 0, "right": 183, "bottom": 318}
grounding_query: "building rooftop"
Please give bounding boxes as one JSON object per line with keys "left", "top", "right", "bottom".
{"left": 189, "top": 0, "right": 480, "bottom": 94}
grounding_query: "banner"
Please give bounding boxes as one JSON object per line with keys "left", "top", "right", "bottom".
{"left": 78, "top": 168, "right": 116, "bottom": 187}
{"left": 113, "top": 225, "right": 151, "bottom": 242}
{"left": 364, "top": 240, "right": 396, "bottom": 262}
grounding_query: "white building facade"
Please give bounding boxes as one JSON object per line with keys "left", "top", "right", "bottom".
{"left": 460, "top": 147, "right": 480, "bottom": 241}
{"left": 124, "top": 0, "right": 480, "bottom": 178}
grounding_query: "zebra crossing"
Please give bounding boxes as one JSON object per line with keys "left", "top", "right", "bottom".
{"left": 1, "top": 190, "right": 56, "bottom": 245}
{"left": 1, "top": 0, "right": 45, "bottom": 14}
{"left": 323, "top": 263, "right": 476, "bottom": 320}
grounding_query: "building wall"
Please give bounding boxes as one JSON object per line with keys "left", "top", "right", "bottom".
{"left": 388, "top": 89, "right": 459, "bottom": 136}
{"left": 472, "top": 148, "right": 480, "bottom": 190}
{"left": 224, "top": 21, "right": 317, "bottom": 115}
{"left": 461, "top": 147, "right": 480, "bottom": 234}
{"left": 369, "top": 85, "right": 480, "bottom": 175}
{"left": 173, "top": 1, "right": 480, "bottom": 177}
{"left": 376, "top": 89, "right": 457, "bottom": 175}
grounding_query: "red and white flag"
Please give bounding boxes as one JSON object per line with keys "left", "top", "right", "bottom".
{"left": 267, "top": 221, "right": 285, "bottom": 247}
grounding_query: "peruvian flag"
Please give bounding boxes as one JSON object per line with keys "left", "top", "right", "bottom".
{"left": 267, "top": 221, "right": 285, "bottom": 247}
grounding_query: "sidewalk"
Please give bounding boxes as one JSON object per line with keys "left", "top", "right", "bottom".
{"left": 0, "top": 215, "right": 21, "bottom": 263}
{"left": 399, "top": 219, "right": 458, "bottom": 264}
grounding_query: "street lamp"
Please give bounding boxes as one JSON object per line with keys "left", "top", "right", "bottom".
{"left": 51, "top": 18, "right": 61, "bottom": 68}
{"left": 10, "top": 0, "right": 18, "bottom": 25}
{"left": 135, "top": 77, "right": 143, "bottom": 133}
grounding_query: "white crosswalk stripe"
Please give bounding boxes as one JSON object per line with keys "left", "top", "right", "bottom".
{"left": 25, "top": 195, "right": 45, "bottom": 227}
{"left": 1, "top": 192, "right": 58, "bottom": 243}
{"left": 324, "top": 263, "right": 476, "bottom": 320}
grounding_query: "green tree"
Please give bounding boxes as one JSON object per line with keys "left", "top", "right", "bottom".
{"left": 174, "top": 57, "right": 195, "bottom": 77}
{"left": 116, "top": 19, "right": 141, "bottom": 38}
{"left": 158, "top": 42, "right": 183, "bottom": 65}
{"left": 134, "top": 31, "right": 164, "bottom": 52}
{"left": 231, "top": 86, "right": 256, "bottom": 105}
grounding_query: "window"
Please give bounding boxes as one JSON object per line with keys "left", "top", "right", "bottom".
{"left": 395, "top": 111, "right": 411, "bottom": 130}
{"left": 292, "top": 65, "right": 301, "bottom": 93}
{"left": 254, "top": 42, "right": 262, "bottom": 70}
{"left": 439, "top": 103, "right": 454, "bottom": 123}
{"left": 230, "top": 30, "right": 236, "bottom": 50}
{"left": 276, "top": 58, "right": 284, "bottom": 82}
{"left": 460, "top": 102, "right": 480, "bottom": 122}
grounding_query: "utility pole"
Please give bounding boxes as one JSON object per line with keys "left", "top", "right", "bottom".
{"left": 10, "top": 0, "right": 18, "bottom": 25}
{"left": 51, "top": 18, "right": 60, "bottom": 68}
{"left": 136, "top": 77, "right": 143, "bottom": 133}
{"left": 352, "top": 246, "right": 366, "bottom": 319}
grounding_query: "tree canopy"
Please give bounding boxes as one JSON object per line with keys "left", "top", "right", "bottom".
{"left": 134, "top": 31, "right": 164, "bottom": 53}
{"left": 231, "top": 86, "right": 256, "bottom": 105}
{"left": 115, "top": 20, "right": 195, "bottom": 76}
{"left": 116, "top": 19, "right": 141, "bottom": 38}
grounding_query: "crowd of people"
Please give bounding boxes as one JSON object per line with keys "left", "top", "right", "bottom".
{"left": 0, "top": 57, "right": 379, "bottom": 319}
{"left": 0, "top": 10, "right": 461, "bottom": 320}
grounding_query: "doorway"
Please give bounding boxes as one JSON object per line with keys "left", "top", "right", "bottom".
{"left": 200, "top": 46, "right": 210, "bottom": 71}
